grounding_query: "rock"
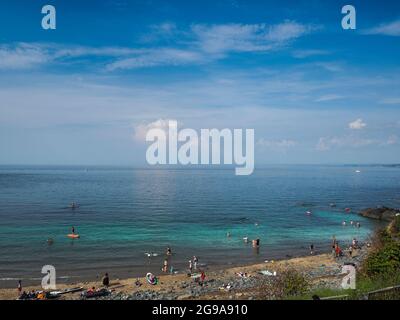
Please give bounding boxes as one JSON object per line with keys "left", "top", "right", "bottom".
{"left": 359, "top": 207, "right": 399, "bottom": 221}
{"left": 177, "top": 294, "right": 192, "bottom": 300}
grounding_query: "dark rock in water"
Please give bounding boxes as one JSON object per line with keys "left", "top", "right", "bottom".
{"left": 359, "top": 207, "right": 399, "bottom": 221}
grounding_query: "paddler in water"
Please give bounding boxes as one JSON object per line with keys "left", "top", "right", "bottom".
{"left": 71, "top": 226, "right": 76, "bottom": 234}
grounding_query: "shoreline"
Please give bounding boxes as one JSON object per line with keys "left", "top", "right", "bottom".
{"left": 0, "top": 245, "right": 369, "bottom": 300}
{"left": 0, "top": 224, "right": 378, "bottom": 290}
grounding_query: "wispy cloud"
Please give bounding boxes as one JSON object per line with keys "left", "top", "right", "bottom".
{"left": 257, "top": 138, "right": 298, "bottom": 149}
{"left": 315, "top": 94, "right": 344, "bottom": 102}
{"left": 0, "top": 20, "right": 320, "bottom": 71}
{"left": 363, "top": 20, "right": 400, "bottom": 36}
{"left": 192, "top": 21, "right": 318, "bottom": 54}
{"left": 292, "top": 49, "right": 330, "bottom": 59}
{"left": 0, "top": 43, "right": 49, "bottom": 70}
{"left": 105, "top": 48, "right": 205, "bottom": 71}
{"left": 316, "top": 135, "right": 378, "bottom": 151}
{"left": 380, "top": 97, "right": 400, "bottom": 105}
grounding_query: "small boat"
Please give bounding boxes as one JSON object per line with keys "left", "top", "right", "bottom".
{"left": 67, "top": 234, "right": 80, "bottom": 239}
{"left": 50, "top": 287, "right": 83, "bottom": 295}
{"left": 355, "top": 170, "right": 361, "bottom": 173}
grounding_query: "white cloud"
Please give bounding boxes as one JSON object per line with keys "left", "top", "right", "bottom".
{"left": 265, "top": 21, "right": 318, "bottom": 42}
{"left": 349, "top": 118, "right": 366, "bottom": 130}
{"left": 192, "top": 23, "right": 272, "bottom": 54}
{"left": 133, "top": 119, "right": 178, "bottom": 142}
{"left": 106, "top": 48, "right": 205, "bottom": 71}
{"left": 315, "top": 94, "right": 344, "bottom": 102}
{"left": 192, "top": 21, "right": 318, "bottom": 55}
{"left": 314, "top": 62, "right": 343, "bottom": 72}
{"left": 0, "top": 20, "right": 319, "bottom": 71}
{"left": 292, "top": 49, "right": 330, "bottom": 59}
{"left": 363, "top": 20, "right": 400, "bottom": 36}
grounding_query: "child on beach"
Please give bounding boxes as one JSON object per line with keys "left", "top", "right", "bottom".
{"left": 200, "top": 271, "right": 206, "bottom": 285}
{"left": 189, "top": 260, "right": 193, "bottom": 273}
{"left": 349, "top": 246, "right": 353, "bottom": 257}
{"left": 17, "top": 280, "right": 22, "bottom": 296}
{"left": 335, "top": 243, "right": 342, "bottom": 257}
{"left": 162, "top": 259, "right": 168, "bottom": 272}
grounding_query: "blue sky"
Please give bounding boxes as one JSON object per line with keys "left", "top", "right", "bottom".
{"left": 0, "top": 0, "right": 399, "bottom": 165}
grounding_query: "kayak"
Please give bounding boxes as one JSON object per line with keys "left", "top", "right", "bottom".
{"left": 50, "top": 287, "right": 83, "bottom": 295}
{"left": 67, "top": 234, "right": 80, "bottom": 239}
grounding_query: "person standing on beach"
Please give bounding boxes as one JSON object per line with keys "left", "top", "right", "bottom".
{"left": 200, "top": 271, "right": 206, "bottom": 285}
{"left": 189, "top": 260, "right": 193, "bottom": 273}
{"left": 162, "top": 259, "right": 168, "bottom": 273}
{"left": 102, "top": 273, "right": 110, "bottom": 287}
{"left": 17, "top": 280, "right": 22, "bottom": 296}
{"left": 193, "top": 256, "right": 198, "bottom": 270}
{"left": 310, "top": 244, "right": 314, "bottom": 255}
{"left": 331, "top": 236, "right": 337, "bottom": 257}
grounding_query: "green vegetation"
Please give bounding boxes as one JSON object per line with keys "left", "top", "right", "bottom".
{"left": 362, "top": 230, "right": 400, "bottom": 276}
{"left": 293, "top": 216, "right": 400, "bottom": 300}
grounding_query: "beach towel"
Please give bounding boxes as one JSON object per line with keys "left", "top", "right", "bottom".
{"left": 259, "top": 270, "right": 277, "bottom": 276}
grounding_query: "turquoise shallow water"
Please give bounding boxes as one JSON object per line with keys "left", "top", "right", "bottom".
{"left": 0, "top": 165, "right": 397, "bottom": 287}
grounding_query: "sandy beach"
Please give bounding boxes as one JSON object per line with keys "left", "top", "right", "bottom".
{"left": 0, "top": 246, "right": 367, "bottom": 300}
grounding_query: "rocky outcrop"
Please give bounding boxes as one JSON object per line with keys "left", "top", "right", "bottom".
{"left": 359, "top": 207, "right": 399, "bottom": 221}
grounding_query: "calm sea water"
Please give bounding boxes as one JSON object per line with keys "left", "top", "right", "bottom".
{"left": 0, "top": 165, "right": 398, "bottom": 287}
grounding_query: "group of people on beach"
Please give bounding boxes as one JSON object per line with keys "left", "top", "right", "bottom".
{"left": 331, "top": 235, "right": 360, "bottom": 258}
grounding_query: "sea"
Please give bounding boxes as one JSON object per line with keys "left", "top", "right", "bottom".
{"left": 0, "top": 165, "right": 398, "bottom": 288}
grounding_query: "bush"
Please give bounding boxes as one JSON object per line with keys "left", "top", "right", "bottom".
{"left": 273, "top": 269, "right": 309, "bottom": 298}
{"left": 362, "top": 229, "right": 400, "bottom": 277}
